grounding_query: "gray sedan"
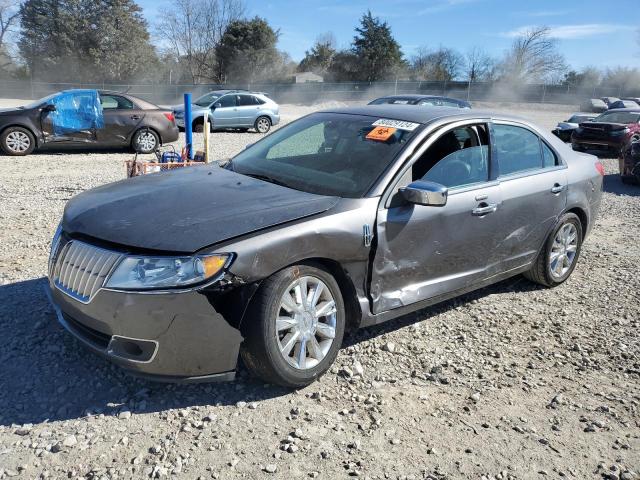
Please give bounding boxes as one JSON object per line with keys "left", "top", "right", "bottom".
{"left": 173, "top": 90, "right": 280, "bottom": 133}
{"left": 47, "top": 105, "right": 603, "bottom": 387}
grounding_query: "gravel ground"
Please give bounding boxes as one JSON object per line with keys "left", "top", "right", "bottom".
{"left": 0, "top": 100, "right": 638, "bottom": 480}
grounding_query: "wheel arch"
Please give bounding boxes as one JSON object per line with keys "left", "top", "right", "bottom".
{"left": 237, "top": 257, "right": 362, "bottom": 334}
{"left": 564, "top": 206, "right": 588, "bottom": 240}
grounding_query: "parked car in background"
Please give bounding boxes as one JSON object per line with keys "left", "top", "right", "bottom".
{"left": 572, "top": 108, "right": 640, "bottom": 154}
{"left": 172, "top": 90, "right": 280, "bottom": 134}
{"left": 552, "top": 112, "right": 597, "bottom": 142}
{"left": 0, "top": 90, "right": 178, "bottom": 156}
{"left": 580, "top": 98, "right": 608, "bottom": 113}
{"left": 369, "top": 94, "right": 471, "bottom": 109}
{"left": 600, "top": 97, "right": 621, "bottom": 108}
{"left": 619, "top": 135, "right": 640, "bottom": 184}
{"left": 47, "top": 105, "right": 602, "bottom": 387}
{"left": 622, "top": 97, "right": 640, "bottom": 105}
{"left": 609, "top": 99, "right": 640, "bottom": 110}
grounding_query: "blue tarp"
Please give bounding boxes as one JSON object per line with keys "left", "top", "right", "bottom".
{"left": 49, "top": 90, "right": 104, "bottom": 135}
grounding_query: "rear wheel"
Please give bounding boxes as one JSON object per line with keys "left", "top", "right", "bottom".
{"left": 524, "top": 213, "right": 583, "bottom": 287}
{"left": 132, "top": 129, "right": 159, "bottom": 154}
{"left": 254, "top": 116, "right": 271, "bottom": 134}
{"left": 1, "top": 127, "right": 36, "bottom": 156}
{"left": 241, "top": 264, "right": 346, "bottom": 387}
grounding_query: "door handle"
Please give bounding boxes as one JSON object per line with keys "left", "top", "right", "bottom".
{"left": 130, "top": 115, "right": 140, "bottom": 120}
{"left": 551, "top": 183, "right": 565, "bottom": 194}
{"left": 472, "top": 203, "right": 498, "bottom": 216}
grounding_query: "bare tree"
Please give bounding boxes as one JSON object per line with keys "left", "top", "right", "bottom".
{"left": 0, "top": 0, "right": 19, "bottom": 50}
{"left": 412, "top": 46, "right": 463, "bottom": 81}
{"left": 500, "top": 26, "right": 567, "bottom": 82}
{"left": 465, "top": 47, "right": 494, "bottom": 82}
{"left": 157, "top": 0, "right": 245, "bottom": 84}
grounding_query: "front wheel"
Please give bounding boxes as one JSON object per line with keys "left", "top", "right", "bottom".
{"left": 254, "top": 116, "right": 271, "bottom": 134}
{"left": 524, "top": 213, "right": 583, "bottom": 287}
{"left": 132, "top": 129, "right": 159, "bottom": 154}
{"left": 241, "top": 264, "right": 346, "bottom": 387}
{"left": 1, "top": 127, "right": 36, "bottom": 156}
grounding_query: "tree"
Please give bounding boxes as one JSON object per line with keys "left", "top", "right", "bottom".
{"left": 298, "top": 32, "right": 336, "bottom": 75}
{"left": 0, "top": 0, "right": 20, "bottom": 52}
{"left": 19, "top": 0, "right": 159, "bottom": 82}
{"left": 215, "top": 16, "right": 282, "bottom": 83}
{"left": 499, "top": 26, "right": 567, "bottom": 82}
{"left": 411, "top": 46, "right": 463, "bottom": 81}
{"left": 157, "top": 0, "right": 245, "bottom": 83}
{"left": 464, "top": 47, "right": 494, "bottom": 82}
{"left": 327, "top": 50, "right": 359, "bottom": 81}
{"left": 351, "top": 10, "right": 404, "bottom": 82}
{"left": 563, "top": 66, "right": 601, "bottom": 87}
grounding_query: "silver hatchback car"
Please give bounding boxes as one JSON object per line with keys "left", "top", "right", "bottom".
{"left": 173, "top": 90, "right": 280, "bottom": 133}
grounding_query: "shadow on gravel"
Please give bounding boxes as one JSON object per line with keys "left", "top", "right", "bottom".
{"left": 603, "top": 173, "right": 640, "bottom": 197}
{"left": 0, "top": 274, "right": 540, "bottom": 427}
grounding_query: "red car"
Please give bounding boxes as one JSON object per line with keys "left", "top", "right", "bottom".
{"left": 571, "top": 108, "right": 640, "bottom": 155}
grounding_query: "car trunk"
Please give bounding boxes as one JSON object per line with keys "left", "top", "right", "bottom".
{"left": 578, "top": 121, "right": 627, "bottom": 141}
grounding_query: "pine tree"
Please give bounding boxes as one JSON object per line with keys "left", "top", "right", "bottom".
{"left": 351, "top": 11, "right": 404, "bottom": 82}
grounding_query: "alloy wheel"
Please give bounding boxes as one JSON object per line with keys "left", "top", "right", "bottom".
{"left": 137, "top": 131, "right": 156, "bottom": 151}
{"left": 276, "top": 276, "right": 337, "bottom": 370}
{"left": 5, "top": 131, "right": 31, "bottom": 153}
{"left": 549, "top": 223, "right": 578, "bottom": 279}
{"left": 256, "top": 118, "right": 270, "bottom": 133}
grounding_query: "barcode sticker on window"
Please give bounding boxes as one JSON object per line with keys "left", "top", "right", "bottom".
{"left": 372, "top": 119, "right": 420, "bottom": 131}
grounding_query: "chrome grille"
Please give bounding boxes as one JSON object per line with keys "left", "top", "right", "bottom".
{"left": 52, "top": 240, "right": 122, "bottom": 303}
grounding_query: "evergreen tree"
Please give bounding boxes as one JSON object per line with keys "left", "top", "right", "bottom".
{"left": 351, "top": 10, "right": 403, "bottom": 82}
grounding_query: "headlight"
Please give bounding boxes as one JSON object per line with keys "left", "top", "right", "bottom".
{"left": 105, "top": 254, "right": 230, "bottom": 290}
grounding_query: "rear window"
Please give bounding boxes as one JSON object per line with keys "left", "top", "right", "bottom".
{"left": 595, "top": 111, "right": 640, "bottom": 124}
{"left": 369, "top": 97, "right": 415, "bottom": 105}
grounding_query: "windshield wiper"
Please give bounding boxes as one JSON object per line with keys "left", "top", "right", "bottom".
{"left": 242, "top": 172, "right": 292, "bottom": 189}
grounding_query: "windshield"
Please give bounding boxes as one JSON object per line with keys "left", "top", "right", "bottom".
{"left": 369, "top": 97, "right": 416, "bottom": 105}
{"left": 22, "top": 93, "right": 59, "bottom": 109}
{"left": 594, "top": 111, "right": 640, "bottom": 124}
{"left": 228, "top": 112, "right": 420, "bottom": 197}
{"left": 194, "top": 92, "right": 221, "bottom": 107}
{"left": 568, "top": 115, "right": 593, "bottom": 123}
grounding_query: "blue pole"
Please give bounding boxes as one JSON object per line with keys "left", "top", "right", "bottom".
{"left": 184, "top": 93, "right": 193, "bottom": 160}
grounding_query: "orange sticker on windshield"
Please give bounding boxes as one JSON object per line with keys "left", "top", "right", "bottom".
{"left": 366, "top": 126, "right": 396, "bottom": 141}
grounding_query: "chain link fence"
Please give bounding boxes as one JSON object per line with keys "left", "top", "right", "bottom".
{"left": 1, "top": 79, "right": 638, "bottom": 106}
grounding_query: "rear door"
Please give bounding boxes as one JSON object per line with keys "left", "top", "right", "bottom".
{"left": 370, "top": 122, "right": 506, "bottom": 313}
{"left": 491, "top": 122, "right": 568, "bottom": 271}
{"left": 236, "top": 94, "right": 260, "bottom": 126}
{"left": 97, "top": 94, "right": 145, "bottom": 145}
{"left": 211, "top": 94, "right": 238, "bottom": 127}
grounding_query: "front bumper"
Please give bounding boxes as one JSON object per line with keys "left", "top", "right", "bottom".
{"left": 46, "top": 278, "right": 243, "bottom": 382}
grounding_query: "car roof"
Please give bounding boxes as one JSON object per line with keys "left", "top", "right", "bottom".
{"left": 319, "top": 104, "right": 509, "bottom": 125}
{"left": 376, "top": 94, "right": 459, "bottom": 100}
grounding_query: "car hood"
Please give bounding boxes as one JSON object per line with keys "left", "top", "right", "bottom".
{"left": 172, "top": 104, "right": 208, "bottom": 114}
{"left": 62, "top": 166, "right": 339, "bottom": 253}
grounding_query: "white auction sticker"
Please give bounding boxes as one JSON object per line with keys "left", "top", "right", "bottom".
{"left": 372, "top": 119, "right": 420, "bottom": 131}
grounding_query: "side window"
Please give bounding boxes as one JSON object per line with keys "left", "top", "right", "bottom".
{"left": 418, "top": 99, "right": 438, "bottom": 106}
{"left": 238, "top": 95, "right": 255, "bottom": 106}
{"left": 100, "top": 95, "right": 134, "bottom": 110}
{"left": 542, "top": 142, "right": 557, "bottom": 168}
{"left": 412, "top": 124, "right": 490, "bottom": 188}
{"left": 441, "top": 99, "right": 461, "bottom": 108}
{"left": 493, "top": 124, "right": 543, "bottom": 176}
{"left": 253, "top": 96, "right": 266, "bottom": 105}
{"left": 217, "top": 95, "right": 236, "bottom": 108}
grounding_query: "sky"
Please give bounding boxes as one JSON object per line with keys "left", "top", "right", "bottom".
{"left": 140, "top": 0, "right": 639, "bottom": 70}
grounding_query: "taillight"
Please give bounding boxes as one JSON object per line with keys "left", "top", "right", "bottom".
{"left": 595, "top": 161, "right": 605, "bottom": 176}
{"left": 163, "top": 112, "right": 175, "bottom": 122}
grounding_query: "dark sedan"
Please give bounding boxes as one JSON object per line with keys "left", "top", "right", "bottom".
{"left": 369, "top": 94, "right": 471, "bottom": 109}
{"left": 0, "top": 89, "right": 179, "bottom": 156}
{"left": 47, "top": 105, "right": 602, "bottom": 387}
{"left": 572, "top": 108, "right": 640, "bottom": 154}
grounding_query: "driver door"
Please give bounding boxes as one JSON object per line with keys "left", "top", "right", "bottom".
{"left": 211, "top": 94, "right": 238, "bottom": 128}
{"left": 370, "top": 123, "right": 506, "bottom": 314}
{"left": 40, "top": 91, "right": 100, "bottom": 145}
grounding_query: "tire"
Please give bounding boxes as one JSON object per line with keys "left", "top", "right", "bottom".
{"left": 524, "top": 213, "right": 583, "bottom": 287}
{"left": 192, "top": 119, "right": 204, "bottom": 133}
{"left": 132, "top": 129, "right": 159, "bottom": 154}
{"left": 254, "top": 116, "right": 271, "bottom": 134}
{"left": 241, "top": 264, "right": 346, "bottom": 388}
{"left": 1, "top": 126, "right": 36, "bottom": 156}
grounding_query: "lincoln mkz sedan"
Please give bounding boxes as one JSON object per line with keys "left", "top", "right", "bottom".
{"left": 47, "top": 105, "right": 603, "bottom": 387}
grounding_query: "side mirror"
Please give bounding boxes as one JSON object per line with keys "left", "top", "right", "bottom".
{"left": 399, "top": 180, "right": 448, "bottom": 207}
{"left": 213, "top": 103, "right": 222, "bottom": 109}
{"left": 42, "top": 104, "right": 56, "bottom": 112}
